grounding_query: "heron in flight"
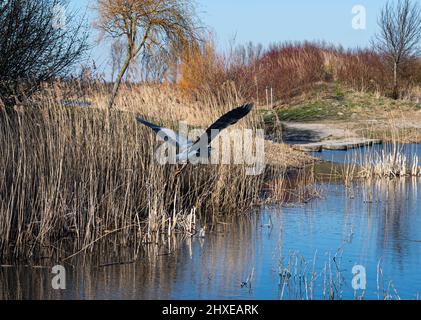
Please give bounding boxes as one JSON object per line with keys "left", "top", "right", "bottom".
{"left": 136, "top": 103, "right": 254, "bottom": 166}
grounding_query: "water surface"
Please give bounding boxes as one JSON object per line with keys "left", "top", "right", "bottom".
{"left": 1, "top": 147, "right": 421, "bottom": 300}
{"left": 313, "top": 143, "right": 421, "bottom": 165}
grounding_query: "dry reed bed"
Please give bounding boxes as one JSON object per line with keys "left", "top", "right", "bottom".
{"left": 338, "top": 142, "right": 421, "bottom": 181}
{"left": 39, "top": 81, "right": 245, "bottom": 129}
{"left": 0, "top": 102, "right": 295, "bottom": 262}
{"left": 359, "top": 151, "right": 421, "bottom": 178}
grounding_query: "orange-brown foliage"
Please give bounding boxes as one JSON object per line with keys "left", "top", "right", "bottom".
{"left": 178, "top": 40, "right": 225, "bottom": 99}
{"left": 177, "top": 41, "right": 420, "bottom": 104}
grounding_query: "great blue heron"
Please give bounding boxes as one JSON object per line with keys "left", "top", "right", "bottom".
{"left": 136, "top": 103, "right": 254, "bottom": 170}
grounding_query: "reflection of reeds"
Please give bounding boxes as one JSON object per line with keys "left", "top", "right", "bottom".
{"left": 278, "top": 251, "right": 404, "bottom": 300}
{"left": 263, "top": 167, "right": 322, "bottom": 205}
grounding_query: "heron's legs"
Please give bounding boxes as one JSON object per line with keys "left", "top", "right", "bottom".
{"left": 174, "top": 163, "right": 188, "bottom": 178}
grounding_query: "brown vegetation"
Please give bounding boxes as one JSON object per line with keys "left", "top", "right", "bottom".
{"left": 177, "top": 40, "right": 421, "bottom": 104}
{"left": 0, "top": 0, "right": 89, "bottom": 107}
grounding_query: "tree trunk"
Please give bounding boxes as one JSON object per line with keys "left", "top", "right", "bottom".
{"left": 108, "top": 54, "right": 132, "bottom": 109}
{"left": 392, "top": 61, "right": 399, "bottom": 100}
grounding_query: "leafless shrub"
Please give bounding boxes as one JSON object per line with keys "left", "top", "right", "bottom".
{"left": 0, "top": 0, "right": 89, "bottom": 107}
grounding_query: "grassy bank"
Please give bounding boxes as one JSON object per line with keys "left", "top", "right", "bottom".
{"left": 262, "top": 83, "right": 421, "bottom": 143}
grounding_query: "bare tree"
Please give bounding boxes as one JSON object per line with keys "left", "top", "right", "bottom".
{"left": 0, "top": 0, "right": 89, "bottom": 107}
{"left": 96, "top": 0, "right": 201, "bottom": 109}
{"left": 372, "top": 0, "right": 421, "bottom": 98}
{"left": 110, "top": 40, "right": 125, "bottom": 82}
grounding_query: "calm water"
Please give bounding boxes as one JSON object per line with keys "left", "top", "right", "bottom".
{"left": 313, "top": 143, "right": 421, "bottom": 165}
{"left": 1, "top": 146, "right": 421, "bottom": 300}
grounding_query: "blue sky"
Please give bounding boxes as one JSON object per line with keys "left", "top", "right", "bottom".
{"left": 71, "top": 0, "right": 388, "bottom": 74}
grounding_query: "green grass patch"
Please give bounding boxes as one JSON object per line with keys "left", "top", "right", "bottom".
{"left": 276, "top": 101, "right": 352, "bottom": 121}
{"left": 262, "top": 87, "right": 420, "bottom": 124}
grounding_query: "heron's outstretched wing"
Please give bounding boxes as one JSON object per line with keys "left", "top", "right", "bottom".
{"left": 193, "top": 103, "right": 254, "bottom": 146}
{"left": 136, "top": 117, "right": 191, "bottom": 149}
